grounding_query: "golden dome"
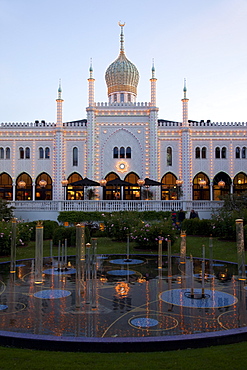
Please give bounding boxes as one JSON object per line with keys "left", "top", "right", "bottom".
{"left": 105, "top": 23, "right": 139, "bottom": 96}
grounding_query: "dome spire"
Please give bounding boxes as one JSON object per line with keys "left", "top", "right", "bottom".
{"left": 89, "top": 58, "right": 93, "bottom": 78}
{"left": 105, "top": 23, "right": 139, "bottom": 102}
{"left": 118, "top": 21, "right": 125, "bottom": 54}
{"left": 58, "top": 79, "right": 62, "bottom": 99}
{"left": 183, "top": 78, "right": 187, "bottom": 99}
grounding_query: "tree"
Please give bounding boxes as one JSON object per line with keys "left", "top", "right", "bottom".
{"left": 220, "top": 191, "right": 247, "bottom": 213}
{"left": 0, "top": 199, "right": 15, "bottom": 220}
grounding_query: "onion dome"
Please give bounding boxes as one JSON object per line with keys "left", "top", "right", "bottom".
{"left": 105, "top": 23, "right": 139, "bottom": 96}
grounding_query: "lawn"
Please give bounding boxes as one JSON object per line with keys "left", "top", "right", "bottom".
{"left": 0, "top": 234, "right": 245, "bottom": 370}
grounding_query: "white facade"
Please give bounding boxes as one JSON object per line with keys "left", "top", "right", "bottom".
{"left": 0, "top": 24, "right": 246, "bottom": 220}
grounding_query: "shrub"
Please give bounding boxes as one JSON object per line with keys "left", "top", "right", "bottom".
{"left": 42, "top": 220, "right": 59, "bottom": 239}
{"left": 57, "top": 211, "right": 103, "bottom": 224}
{"left": 0, "top": 221, "right": 12, "bottom": 256}
{"left": 17, "top": 222, "right": 34, "bottom": 245}
{"left": 57, "top": 211, "right": 172, "bottom": 225}
{"left": 244, "top": 225, "right": 247, "bottom": 247}
{"left": 52, "top": 225, "right": 90, "bottom": 246}
{"left": 0, "top": 199, "right": 14, "bottom": 221}
{"left": 131, "top": 220, "right": 176, "bottom": 250}
{"left": 103, "top": 212, "right": 140, "bottom": 241}
{"left": 181, "top": 219, "right": 213, "bottom": 236}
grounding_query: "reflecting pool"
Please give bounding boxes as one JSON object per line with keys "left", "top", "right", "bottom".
{"left": 0, "top": 255, "right": 246, "bottom": 338}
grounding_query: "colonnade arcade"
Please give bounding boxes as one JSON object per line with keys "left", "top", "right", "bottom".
{"left": 193, "top": 171, "right": 247, "bottom": 200}
{"left": 0, "top": 171, "right": 246, "bottom": 201}
{"left": 0, "top": 172, "right": 52, "bottom": 200}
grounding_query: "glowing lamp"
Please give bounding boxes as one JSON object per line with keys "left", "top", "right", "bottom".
{"left": 176, "top": 178, "right": 183, "bottom": 187}
{"left": 137, "top": 179, "right": 145, "bottom": 187}
{"left": 18, "top": 180, "right": 26, "bottom": 188}
{"left": 39, "top": 179, "right": 47, "bottom": 188}
{"left": 218, "top": 180, "right": 225, "bottom": 188}
{"left": 61, "top": 179, "right": 68, "bottom": 187}
{"left": 198, "top": 179, "right": 206, "bottom": 187}
{"left": 100, "top": 179, "right": 107, "bottom": 187}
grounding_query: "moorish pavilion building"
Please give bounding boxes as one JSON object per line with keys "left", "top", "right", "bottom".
{"left": 0, "top": 23, "right": 246, "bottom": 220}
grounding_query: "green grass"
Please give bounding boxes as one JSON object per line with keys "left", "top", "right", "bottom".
{"left": 0, "top": 235, "right": 246, "bottom": 369}
{"left": 0, "top": 342, "right": 247, "bottom": 370}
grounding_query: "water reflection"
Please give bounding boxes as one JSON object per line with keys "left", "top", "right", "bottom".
{"left": 0, "top": 255, "right": 246, "bottom": 338}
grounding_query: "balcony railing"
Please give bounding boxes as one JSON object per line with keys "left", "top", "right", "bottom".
{"left": 11, "top": 200, "right": 223, "bottom": 213}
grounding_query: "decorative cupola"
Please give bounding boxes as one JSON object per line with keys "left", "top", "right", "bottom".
{"left": 105, "top": 22, "right": 139, "bottom": 103}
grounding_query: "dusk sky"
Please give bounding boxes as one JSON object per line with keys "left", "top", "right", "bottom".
{"left": 0, "top": 0, "right": 246, "bottom": 123}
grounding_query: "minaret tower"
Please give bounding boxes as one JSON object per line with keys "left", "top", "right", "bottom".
{"left": 150, "top": 60, "right": 157, "bottom": 106}
{"left": 148, "top": 60, "right": 159, "bottom": 186}
{"left": 181, "top": 78, "right": 189, "bottom": 127}
{"left": 88, "top": 59, "right": 95, "bottom": 106}
{"left": 86, "top": 61, "right": 96, "bottom": 179}
{"left": 181, "top": 79, "right": 192, "bottom": 201}
{"left": 56, "top": 80, "right": 63, "bottom": 128}
{"left": 54, "top": 81, "right": 65, "bottom": 200}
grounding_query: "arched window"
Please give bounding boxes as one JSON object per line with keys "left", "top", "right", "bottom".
{"left": 5, "top": 148, "right": 10, "bottom": 159}
{"left": 35, "top": 172, "right": 52, "bottom": 200}
{"left": 233, "top": 172, "right": 247, "bottom": 194}
{"left": 120, "top": 93, "right": 124, "bottom": 102}
{"left": 167, "top": 147, "right": 172, "bottom": 166}
{"left": 25, "top": 147, "right": 30, "bottom": 159}
{"left": 195, "top": 147, "right": 200, "bottom": 159}
{"left": 103, "top": 172, "right": 120, "bottom": 200}
{"left": 0, "top": 148, "right": 4, "bottom": 159}
{"left": 0, "top": 172, "right": 13, "bottom": 200}
{"left": 202, "top": 147, "right": 207, "bottom": 159}
{"left": 67, "top": 172, "right": 83, "bottom": 200}
{"left": 161, "top": 173, "right": 177, "bottom": 200}
{"left": 221, "top": 147, "right": 227, "bottom": 159}
{"left": 213, "top": 172, "right": 231, "bottom": 200}
{"left": 19, "top": 147, "right": 24, "bottom": 159}
{"left": 73, "top": 147, "right": 78, "bottom": 166}
{"left": 215, "top": 147, "right": 220, "bottom": 159}
{"left": 45, "top": 147, "right": 50, "bottom": 159}
{"left": 124, "top": 172, "right": 140, "bottom": 200}
{"left": 39, "top": 147, "right": 44, "bottom": 159}
{"left": 242, "top": 147, "right": 246, "bottom": 159}
{"left": 126, "top": 147, "right": 131, "bottom": 158}
{"left": 16, "top": 173, "right": 32, "bottom": 200}
{"left": 113, "top": 147, "right": 118, "bottom": 158}
{"left": 236, "top": 147, "right": 240, "bottom": 159}
{"left": 193, "top": 172, "right": 210, "bottom": 200}
{"left": 120, "top": 147, "right": 125, "bottom": 158}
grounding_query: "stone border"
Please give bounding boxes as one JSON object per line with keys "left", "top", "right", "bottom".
{"left": 0, "top": 327, "right": 247, "bottom": 352}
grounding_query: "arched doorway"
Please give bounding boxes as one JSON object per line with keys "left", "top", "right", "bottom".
{"left": 67, "top": 173, "right": 83, "bottom": 200}
{"left": 0, "top": 173, "right": 13, "bottom": 200}
{"left": 233, "top": 172, "right": 247, "bottom": 194}
{"left": 161, "top": 173, "right": 178, "bottom": 200}
{"left": 103, "top": 172, "right": 120, "bottom": 200}
{"left": 35, "top": 173, "right": 52, "bottom": 200}
{"left": 213, "top": 172, "right": 231, "bottom": 200}
{"left": 16, "top": 173, "right": 32, "bottom": 200}
{"left": 193, "top": 172, "right": 210, "bottom": 200}
{"left": 124, "top": 172, "right": 140, "bottom": 200}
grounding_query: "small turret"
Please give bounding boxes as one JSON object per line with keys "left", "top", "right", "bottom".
{"left": 88, "top": 59, "right": 95, "bottom": 106}
{"left": 56, "top": 80, "right": 63, "bottom": 128}
{"left": 150, "top": 59, "right": 157, "bottom": 106}
{"left": 181, "top": 78, "right": 189, "bottom": 127}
